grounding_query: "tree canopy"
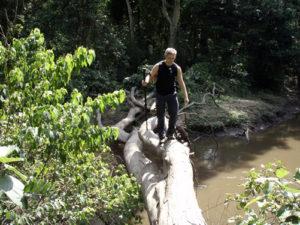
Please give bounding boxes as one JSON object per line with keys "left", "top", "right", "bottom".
{"left": 1, "top": 0, "right": 299, "bottom": 94}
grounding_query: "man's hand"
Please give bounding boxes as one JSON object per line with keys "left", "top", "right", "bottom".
{"left": 184, "top": 97, "right": 189, "bottom": 106}
{"left": 142, "top": 80, "right": 148, "bottom": 87}
{"left": 142, "top": 74, "right": 150, "bottom": 86}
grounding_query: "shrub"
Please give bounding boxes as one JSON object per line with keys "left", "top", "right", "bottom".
{"left": 0, "top": 28, "right": 143, "bottom": 224}
{"left": 226, "top": 161, "right": 300, "bottom": 225}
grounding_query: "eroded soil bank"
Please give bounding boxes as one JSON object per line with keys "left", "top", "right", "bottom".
{"left": 184, "top": 93, "right": 300, "bottom": 139}
{"left": 101, "top": 91, "right": 300, "bottom": 143}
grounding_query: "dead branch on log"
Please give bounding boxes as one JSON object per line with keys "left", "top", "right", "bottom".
{"left": 97, "top": 87, "right": 155, "bottom": 143}
{"left": 178, "top": 82, "right": 224, "bottom": 114}
{"left": 95, "top": 110, "right": 103, "bottom": 128}
{"left": 174, "top": 82, "right": 224, "bottom": 150}
{"left": 129, "top": 86, "right": 155, "bottom": 109}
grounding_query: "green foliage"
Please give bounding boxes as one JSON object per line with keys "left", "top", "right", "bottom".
{"left": 0, "top": 145, "right": 26, "bottom": 207}
{"left": 123, "top": 73, "right": 143, "bottom": 91}
{"left": 2, "top": 0, "right": 299, "bottom": 93}
{"left": 226, "top": 161, "right": 300, "bottom": 225}
{"left": 0, "top": 29, "right": 142, "bottom": 224}
{"left": 184, "top": 62, "right": 250, "bottom": 97}
{"left": 0, "top": 0, "right": 130, "bottom": 97}
{"left": 234, "top": 0, "right": 298, "bottom": 91}
{"left": 122, "top": 64, "right": 153, "bottom": 91}
{"left": 69, "top": 68, "right": 118, "bottom": 99}
{"left": 226, "top": 113, "right": 249, "bottom": 127}
{"left": 180, "top": 0, "right": 299, "bottom": 92}
{"left": 184, "top": 62, "right": 213, "bottom": 92}
{"left": 0, "top": 28, "right": 96, "bottom": 111}
{"left": 2, "top": 152, "right": 142, "bottom": 225}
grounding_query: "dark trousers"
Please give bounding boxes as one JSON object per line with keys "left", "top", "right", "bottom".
{"left": 156, "top": 92, "right": 178, "bottom": 138}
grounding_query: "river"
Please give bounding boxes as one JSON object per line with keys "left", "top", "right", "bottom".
{"left": 139, "top": 113, "right": 300, "bottom": 225}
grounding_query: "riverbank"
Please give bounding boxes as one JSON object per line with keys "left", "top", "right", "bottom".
{"left": 184, "top": 92, "right": 300, "bottom": 139}
{"left": 101, "top": 90, "right": 300, "bottom": 142}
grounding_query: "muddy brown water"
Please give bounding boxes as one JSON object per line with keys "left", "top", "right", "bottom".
{"left": 138, "top": 114, "right": 300, "bottom": 225}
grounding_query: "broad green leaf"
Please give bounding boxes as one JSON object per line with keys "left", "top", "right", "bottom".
{"left": 275, "top": 168, "right": 289, "bottom": 179}
{"left": 100, "top": 99, "right": 105, "bottom": 113}
{"left": 263, "top": 182, "right": 274, "bottom": 194}
{"left": 40, "top": 182, "right": 52, "bottom": 194}
{"left": 266, "top": 162, "right": 273, "bottom": 168}
{"left": 0, "top": 175, "right": 24, "bottom": 207}
{"left": 0, "top": 145, "right": 20, "bottom": 157}
{"left": 24, "top": 178, "right": 52, "bottom": 195}
{"left": 87, "top": 50, "right": 94, "bottom": 66}
{"left": 112, "top": 128, "right": 119, "bottom": 140}
{"left": 89, "top": 49, "right": 95, "bottom": 60}
{"left": 28, "top": 127, "right": 38, "bottom": 139}
{"left": 237, "top": 201, "right": 247, "bottom": 210}
{"left": 50, "top": 107, "right": 59, "bottom": 120}
{"left": 119, "top": 90, "right": 126, "bottom": 103}
{"left": 277, "top": 206, "right": 292, "bottom": 220}
{"left": 295, "top": 168, "right": 300, "bottom": 182}
{"left": 285, "top": 186, "right": 300, "bottom": 194}
{"left": 285, "top": 216, "right": 300, "bottom": 224}
{"left": 236, "top": 220, "right": 244, "bottom": 225}
{"left": 82, "top": 113, "right": 90, "bottom": 123}
{"left": 5, "top": 164, "right": 27, "bottom": 181}
{"left": 0, "top": 157, "right": 24, "bottom": 163}
{"left": 244, "top": 196, "right": 263, "bottom": 208}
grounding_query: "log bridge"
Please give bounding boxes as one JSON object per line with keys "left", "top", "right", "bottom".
{"left": 124, "top": 117, "right": 206, "bottom": 225}
{"left": 98, "top": 85, "right": 225, "bottom": 224}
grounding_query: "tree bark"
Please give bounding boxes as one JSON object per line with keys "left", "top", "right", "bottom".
{"left": 124, "top": 117, "right": 207, "bottom": 225}
{"left": 125, "top": 0, "right": 135, "bottom": 41}
{"left": 161, "top": 0, "right": 180, "bottom": 47}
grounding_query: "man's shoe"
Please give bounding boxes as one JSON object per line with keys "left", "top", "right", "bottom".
{"left": 167, "top": 134, "right": 175, "bottom": 140}
{"left": 159, "top": 134, "right": 165, "bottom": 139}
{"left": 159, "top": 137, "right": 166, "bottom": 144}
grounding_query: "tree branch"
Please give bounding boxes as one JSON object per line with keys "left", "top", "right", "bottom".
{"left": 179, "top": 82, "right": 224, "bottom": 113}
{"left": 161, "top": 0, "right": 172, "bottom": 24}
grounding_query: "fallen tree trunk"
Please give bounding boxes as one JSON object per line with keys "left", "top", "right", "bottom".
{"left": 106, "top": 84, "right": 224, "bottom": 224}
{"left": 124, "top": 117, "right": 207, "bottom": 225}
{"left": 96, "top": 87, "right": 155, "bottom": 142}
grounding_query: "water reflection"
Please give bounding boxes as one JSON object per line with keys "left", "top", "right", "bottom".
{"left": 193, "top": 114, "right": 300, "bottom": 224}
{"left": 193, "top": 114, "right": 300, "bottom": 183}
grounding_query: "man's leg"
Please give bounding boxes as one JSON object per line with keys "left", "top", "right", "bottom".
{"left": 167, "top": 94, "right": 178, "bottom": 139}
{"left": 156, "top": 93, "right": 166, "bottom": 139}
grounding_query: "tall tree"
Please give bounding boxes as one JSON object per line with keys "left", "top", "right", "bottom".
{"left": 161, "top": 0, "right": 180, "bottom": 47}
{"left": 125, "top": 0, "right": 135, "bottom": 41}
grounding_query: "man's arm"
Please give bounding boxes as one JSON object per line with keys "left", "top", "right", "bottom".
{"left": 142, "top": 64, "right": 159, "bottom": 86}
{"left": 177, "top": 66, "right": 189, "bottom": 106}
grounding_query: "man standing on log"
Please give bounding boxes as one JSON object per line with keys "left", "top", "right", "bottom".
{"left": 142, "top": 47, "right": 189, "bottom": 142}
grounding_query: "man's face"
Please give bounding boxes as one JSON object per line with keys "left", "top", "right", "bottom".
{"left": 165, "top": 54, "right": 176, "bottom": 66}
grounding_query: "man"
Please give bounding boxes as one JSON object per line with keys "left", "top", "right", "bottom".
{"left": 142, "top": 47, "right": 189, "bottom": 142}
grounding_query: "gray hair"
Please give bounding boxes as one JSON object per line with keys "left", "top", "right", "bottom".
{"left": 164, "top": 48, "right": 177, "bottom": 56}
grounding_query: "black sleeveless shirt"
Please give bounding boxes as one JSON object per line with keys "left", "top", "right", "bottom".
{"left": 156, "top": 61, "right": 178, "bottom": 95}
